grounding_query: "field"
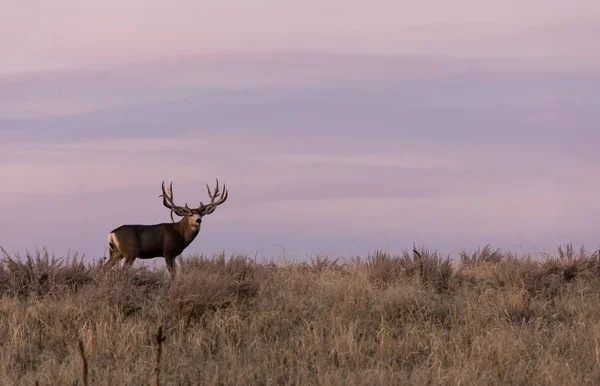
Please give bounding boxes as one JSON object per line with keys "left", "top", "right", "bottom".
{"left": 1, "top": 244, "right": 600, "bottom": 385}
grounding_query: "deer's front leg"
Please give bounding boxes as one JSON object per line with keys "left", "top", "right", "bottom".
{"left": 165, "top": 255, "right": 176, "bottom": 278}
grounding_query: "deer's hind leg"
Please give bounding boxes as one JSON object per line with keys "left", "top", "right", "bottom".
{"left": 123, "top": 250, "right": 138, "bottom": 270}
{"left": 104, "top": 247, "right": 124, "bottom": 270}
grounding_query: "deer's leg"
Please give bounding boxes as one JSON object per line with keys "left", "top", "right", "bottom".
{"left": 165, "top": 255, "right": 177, "bottom": 278}
{"left": 104, "top": 249, "right": 123, "bottom": 270}
{"left": 123, "top": 252, "right": 138, "bottom": 270}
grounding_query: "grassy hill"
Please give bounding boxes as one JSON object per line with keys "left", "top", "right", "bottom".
{"left": 1, "top": 244, "right": 599, "bottom": 385}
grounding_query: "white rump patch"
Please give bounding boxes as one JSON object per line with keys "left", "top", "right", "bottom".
{"left": 108, "top": 232, "right": 119, "bottom": 251}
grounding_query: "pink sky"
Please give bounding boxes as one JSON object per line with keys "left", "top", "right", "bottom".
{"left": 1, "top": 1, "right": 599, "bottom": 262}
{"left": 4, "top": 0, "right": 600, "bottom": 74}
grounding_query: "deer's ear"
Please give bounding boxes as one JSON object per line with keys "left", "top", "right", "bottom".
{"left": 202, "top": 206, "right": 218, "bottom": 215}
{"left": 171, "top": 207, "right": 188, "bottom": 217}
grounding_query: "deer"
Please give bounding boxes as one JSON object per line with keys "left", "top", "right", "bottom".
{"left": 105, "top": 179, "right": 228, "bottom": 276}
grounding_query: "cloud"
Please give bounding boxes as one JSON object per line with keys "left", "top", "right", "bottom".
{"left": 2, "top": 52, "right": 599, "bottom": 151}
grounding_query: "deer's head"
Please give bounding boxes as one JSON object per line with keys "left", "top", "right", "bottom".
{"left": 160, "top": 180, "right": 229, "bottom": 231}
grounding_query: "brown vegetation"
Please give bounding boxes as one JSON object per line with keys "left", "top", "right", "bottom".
{"left": 1, "top": 244, "right": 600, "bottom": 385}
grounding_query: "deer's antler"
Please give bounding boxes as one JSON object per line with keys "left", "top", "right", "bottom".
{"left": 200, "top": 179, "right": 228, "bottom": 215}
{"left": 160, "top": 181, "right": 191, "bottom": 222}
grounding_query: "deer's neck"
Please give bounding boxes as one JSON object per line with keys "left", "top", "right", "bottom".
{"left": 176, "top": 220, "right": 200, "bottom": 247}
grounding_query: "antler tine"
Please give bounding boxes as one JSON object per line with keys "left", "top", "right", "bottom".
{"left": 216, "top": 180, "right": 227, "bottom": 203}
{"left": 159, "top": 180, "right": 189, "bottom": 222}
{"left": 159, "top": 181, "right": 175, "bottom": 223}
{"left": 200, "top": 178, "right": 228, "bottom": 214}
{"left": 160, "top": 181, "right": 170, "bottom": 198}
{"left": 206, "top": 179, "right": 222, "bottom": 204}
{"left": 220, "top": 183, "right": 227, "bottom": 199}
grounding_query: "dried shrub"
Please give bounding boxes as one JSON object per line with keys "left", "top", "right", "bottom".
{"left": 74, "top": 266, "right": 168, "bottom": 318}
{"left": 411, "top": 247, "right": 453, "bottom": 293}
{"left": 364, "top": 250, "right": 404, "bottom": 284}
{"left": 169, "top": 257, "right": 261, "bottom": 324}
{"left": 543, "top": 244, "right": 600, "bottom": 281}
{"left": 376, "top": 283, "right": 453, "bottom": 327}
{"left": 460, "top": 245, "right": 505, "bottom": 266}
{"left": 364, "top": 248, "right": 453, "bottom": 293}
{"left": 0, "top": 248, "right": 94, "bottom": 297}
{"left": 298, "top": 255, "right": 345, "bottom": 272}
{"left": 178, "top": 253, "right": 262, "bottom": 282}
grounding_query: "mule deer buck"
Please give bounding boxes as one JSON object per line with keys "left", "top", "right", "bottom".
{"left": 105, "top": 179, "right": 228, "bottom": 276}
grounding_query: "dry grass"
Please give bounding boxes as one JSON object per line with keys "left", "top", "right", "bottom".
{"left": 1, "top": 244, "right": 600, "bottom": 385}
